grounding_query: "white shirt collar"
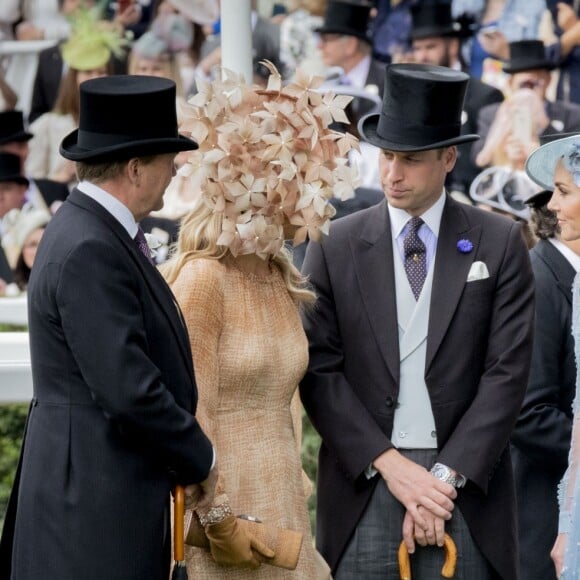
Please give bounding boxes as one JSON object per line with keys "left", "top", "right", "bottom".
{"left": 77, "top": 180, "right": 138, "bottom": 238}
{"left": 388, "top": 190, "right": 447, "bottom": 238}
{"left": 549, "top": 238, "right": 580, "bottom": 272}
{"left": 344, "top": 54, "right": 371, "bottom": 89}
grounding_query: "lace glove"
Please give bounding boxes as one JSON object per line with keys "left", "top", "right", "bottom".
{"left": 204, "top": 514, "right": 275, "bottom": 569}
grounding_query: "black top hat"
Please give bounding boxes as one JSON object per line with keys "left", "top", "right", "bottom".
{"left": 410, "top": 3, "right": 460, "bottom": 40}
{"left": 60, "top": 75, "right": 198, "bottom": 163}
{"left": 358, "top": 63, "right": 479, "bottom": 152}
{"left": 0, "top": 153, "right": 29, "bottom": 187}
{"left": 0, "top": 111, "right": 33, "bottom": 145}
{"left": 502, "top": 40, "right": 554, "bottom": 74}
{"left": 315, "top": 1, "right": 373, "bottom": 43}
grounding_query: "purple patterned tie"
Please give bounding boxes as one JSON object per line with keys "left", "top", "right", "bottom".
{"left": 403, "top": 217, "right": 426, "bottom": 301}
{"left": 134, "top": 226, "right": 155, "bottom": 265}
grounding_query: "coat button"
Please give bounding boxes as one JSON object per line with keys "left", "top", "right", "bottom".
{"left": 385, "top": 396, "right": 394, "bottom": 407}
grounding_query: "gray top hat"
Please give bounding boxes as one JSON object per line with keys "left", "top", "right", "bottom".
{"left": 358, "top": 63, "right": 479, "bottom": 152}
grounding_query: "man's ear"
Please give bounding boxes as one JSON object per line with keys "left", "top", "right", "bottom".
{"left": 127, "top": 158, "right": 140, "bottom": 185}
{"left": 445, "top": 146, "right": 458, "bottom": 172}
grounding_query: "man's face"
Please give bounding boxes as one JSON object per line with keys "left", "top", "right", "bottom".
{"left": 0, "top": 181, "right": 26, "bottom": 217}
{"left": 132, "top": 153, "right": 177, "bottom": 221}
{"left": 412, "top": 36, "right": 452, "bottom": 67}
{"left": 379, "top": 147, "right": 456, "bottom": 216}
{"left": 0, "top": 141, "right": 29, "bottom": 169}
{"left": 510, "top": 70, "right": 550, "bottom": 100}
{"left": 318, "top": 33, "right": 351, "bottom": 68}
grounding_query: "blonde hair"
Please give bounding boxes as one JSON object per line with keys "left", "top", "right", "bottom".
{"left": 162, "top": 198, "right": 316, "bottom": 306}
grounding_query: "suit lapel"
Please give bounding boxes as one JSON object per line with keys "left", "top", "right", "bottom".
{"left": 426, "top": 197, "right": 481, "bottom": 371}
{"left": 536, "top": 240, "right": 575, "bottom": 304}
{"left": 351, "top": 201, "right": 400, "bottom": 383}
{"left": 68, "top": 190, "right": 193, "bottom": 375}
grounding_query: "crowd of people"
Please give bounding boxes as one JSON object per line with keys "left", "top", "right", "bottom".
{"left": 2, "top": 1, "right": 580, "bottom": 579}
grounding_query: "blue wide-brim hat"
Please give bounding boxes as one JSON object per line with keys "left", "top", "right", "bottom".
{"left": 358, "top": 63, "right": 479, "bottom": 152}
{"left": 60, "top": 75, "right": 197, "bottom": 162}
{"left": 526, "top": 133, "right": 580, "bottom": 190}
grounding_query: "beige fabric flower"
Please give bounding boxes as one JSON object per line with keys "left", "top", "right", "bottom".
{"left": 179, "top": 60, "right": 360, "bottom": 259}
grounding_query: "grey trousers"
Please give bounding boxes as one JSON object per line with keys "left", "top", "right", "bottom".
{"left": 335, "top": 449, "right": 495, "bottom": 580}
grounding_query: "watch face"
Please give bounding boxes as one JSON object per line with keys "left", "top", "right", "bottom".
{"left": 433, "top": 465, "right": 450, "bottom": 479}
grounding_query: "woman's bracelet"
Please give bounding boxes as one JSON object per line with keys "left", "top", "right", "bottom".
{"left": 198, "top": 503, "right": 233, "bottom": 527}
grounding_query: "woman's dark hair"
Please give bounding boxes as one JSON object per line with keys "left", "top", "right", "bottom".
{"left": 13, "top": 252, "right": 32, "bottom": 291}
{"left": 530, "top": 204, "right": 559, "bottom": 240}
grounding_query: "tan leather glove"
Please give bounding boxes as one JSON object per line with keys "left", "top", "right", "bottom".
{"left": 205, "top": 515, "right": 276, "bottom": 569}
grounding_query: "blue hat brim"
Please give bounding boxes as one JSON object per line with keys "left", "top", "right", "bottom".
{"left": 525, "top": 133, "right": 580, "bottom": 190}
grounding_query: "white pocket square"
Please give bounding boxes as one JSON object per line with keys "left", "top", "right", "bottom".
{"left": 467, "top": 261, "right": 489, "bottom": 282}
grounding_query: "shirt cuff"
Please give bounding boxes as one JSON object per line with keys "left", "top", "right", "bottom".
{"left": 365, "top": 463, "right": 378, "bottom": 479}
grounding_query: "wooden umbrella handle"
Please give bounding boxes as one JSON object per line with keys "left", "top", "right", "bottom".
{"left": 398, "top": 533, "right": 457, "bottom": 580}
{"left": 174, "top": 485, "right": 185, "bottom": 562}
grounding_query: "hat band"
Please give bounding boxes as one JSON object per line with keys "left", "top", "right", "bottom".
{"left": 77, "top": 128, "right": 178, "bottom": 150}
{"left": 376, "top": 113, "right": 461, "bottom": 145}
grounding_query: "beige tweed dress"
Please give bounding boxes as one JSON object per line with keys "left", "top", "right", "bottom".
{"left": 171, "top": 258, "right": 331, "bottom": 579}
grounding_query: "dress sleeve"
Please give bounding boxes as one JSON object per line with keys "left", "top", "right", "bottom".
{"left": 171, "top": 259, "right": 230, "bottom": 509}
{"left": 559, "top": 273, "right": 580, "bottom": 535}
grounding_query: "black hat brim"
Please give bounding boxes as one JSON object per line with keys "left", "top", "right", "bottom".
{"left": 358, "top": 113, "right": 479, "bottom": 152}
{"left": 314, "top": 25, "right": 371, "bottom": 43}
{"left": 524, "top": 189, "right": 552, "bottom": 208}
{"left": 0, "top": 175, "right": 29, "bottom": 187}
{"left": 0, "top": 131, "right": 33, "bottom": 146}
{"left": 411, "top": 25, "right": 459, "bottom": 40}
{"left": 503, "top": 60, "right": 555, "bottom": 74}
{"left": 60, "top": 130, "right": 198, "bottom": 162}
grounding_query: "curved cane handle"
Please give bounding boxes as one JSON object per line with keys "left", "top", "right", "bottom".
{"left": 398, "top": 532, "right": 457, "bottom": 580}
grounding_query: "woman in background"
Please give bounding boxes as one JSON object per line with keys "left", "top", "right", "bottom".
{"left": 1, "top": 204, "right": 50, "bottom": 292}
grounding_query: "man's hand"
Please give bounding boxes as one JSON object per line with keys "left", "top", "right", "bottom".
{"left": 184, "top": 463, "right": 219, "bottom": 510}
{"left": 373, "top": 449, "right": 456, "bottom": 530}
{"left": 402, "top": 507, "right": 447, "bottom": 554}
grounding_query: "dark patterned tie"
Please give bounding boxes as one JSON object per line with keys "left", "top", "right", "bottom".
{"left": 403, "top": 217, "right": 426, "bottom": 300}
{"left": 134, "top": 226, "right": 155, "bottom": 265}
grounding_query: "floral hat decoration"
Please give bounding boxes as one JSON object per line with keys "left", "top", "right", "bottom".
{"left": 61, "top": 1, "right": 131, "bottom": 71}
{"left": 178, "top": 61, "right": 361, "bottom": 260}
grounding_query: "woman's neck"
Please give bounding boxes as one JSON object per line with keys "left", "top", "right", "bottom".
{"left": 230, "top": 253, "right": 271, "bottom": 276}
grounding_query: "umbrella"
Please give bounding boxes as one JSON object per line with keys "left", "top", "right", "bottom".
{"left": 172, "top": 485, "right": 188, "bottom": 579}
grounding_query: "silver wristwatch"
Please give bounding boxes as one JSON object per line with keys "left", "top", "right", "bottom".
{"left": 430, "top": 462, "right": 466, "bottom": 488}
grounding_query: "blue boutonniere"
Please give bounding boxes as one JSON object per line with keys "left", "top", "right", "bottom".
{"left": 457, "top": 239, "right": 473, "bottom": 253}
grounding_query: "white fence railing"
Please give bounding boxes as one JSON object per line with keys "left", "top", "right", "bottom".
{"left": 0, "top": 332, "right": 32, "bottom": 403}
{"left": 0, "top": 295, "right": 28, "bottom": 326}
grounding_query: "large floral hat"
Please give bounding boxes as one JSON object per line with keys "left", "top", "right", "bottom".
{"left": 178, "top": 61, "right": 361, "bottom": 259}
{"left": 61, "top": 1, "right": 131, "bottom": 71}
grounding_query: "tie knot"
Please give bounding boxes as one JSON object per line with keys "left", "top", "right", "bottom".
{"left": 408, "top": 216, "right": 423, "bottom": 233}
